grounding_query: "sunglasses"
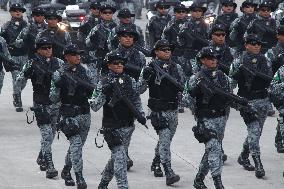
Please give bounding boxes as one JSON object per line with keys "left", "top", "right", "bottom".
{"left": 248, "top": 41, "right": 262, "bottom": 46}
{"left": 158, "top": 6, "right": 170, "bottom": 9}
{"left": 120, "top": 34, "right": 134, "bottom": 38}
{"left": 111, "top": 60, "right": 124, "bottom": 65}
{"left": 244, "top": 5, "right": 255, "bottom": 8}
{"left": 69, "top": 52, "right": 81, "bottom": 56}
{"left": 223, "top": 4, "right": 235, "bottom": 7}
{"left": 33, "top": 13, "right": 44, "bottom": 17}
{"left": 192, "top": 9, "right": 203, "bottom": 12}
{"left": 11, "top": 9, "right": 23, "bottom": 13}
{"left": 260, "top": 8, "right": 271, "bottom": 12}
{"left": 175, "top": 10, "right": 187, "bottom": 13}
{"left": 213, "top": 33, "right": 226, "bottom": 37}
{"left": 40, "top": 46, "right": 52, "bottom": 50}
{"left": 158, "top": 47, "right": 171, "bottom": 52}
{"left": 102, "top": 11, "right": 113, "bottom": 15}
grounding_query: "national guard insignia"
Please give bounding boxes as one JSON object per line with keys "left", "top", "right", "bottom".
{"left": 252, "top": 58, "right": 257, "bottom": 64}
{"left": 118, "top": 77, "right": 124, "bottom": 84}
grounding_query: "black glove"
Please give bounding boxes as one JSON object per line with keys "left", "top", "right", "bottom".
{"left": 143, "top": 67, "right": 154, "bottom": 81}
{"left": 137, "top": 116, "right": 146, "bottom": 125}
{"left": 102, "top": 83, "right": 113, "bottom": 96}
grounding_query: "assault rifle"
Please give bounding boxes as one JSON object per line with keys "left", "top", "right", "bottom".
{"left": 151, "top": 62, "right": 184, "bottom": 92}
{"left": 198, "top": 76, "right": 248, "bottom": 106}
{"left": 61, "top": 71, "right": 96, "bottom": 96}
{"left": 108, "top": 80, "right": 148, "bottom": 129}
{"left": 184, "top": 30, "right": 209, "bottom": 47}
{"left": 133, "top": 43, "right": 152, "bottom": 57}
{"left": 32, "top": 63, "right": 54, "bottom": 85}
{"left": 239, "top": 64, "right": 273, "bottom": 90}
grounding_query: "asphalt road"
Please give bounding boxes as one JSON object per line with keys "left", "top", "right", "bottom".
{"left": 0, "top": 5, "right": 283, "bottom": 189}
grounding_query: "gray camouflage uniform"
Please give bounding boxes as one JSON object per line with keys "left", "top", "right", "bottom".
{"left": 90, "top": 72, "right": 143, "bottom": 189}
{"left": 15, "top": 57, "right": 63, "bottom": 157}
{"left": 50, "top": 64, "right": 95, "bottom": 174}
{"left": 229, "top": 53, "right": 272, "bottom": 155}
{"left": 0, "top": 36, "right": 12, "bottom": 94}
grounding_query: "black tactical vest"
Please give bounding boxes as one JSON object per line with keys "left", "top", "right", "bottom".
{"left": 57, "top": 64, "right": 93, "bottom": 107}
{"left": 195, "top": 69, "right": 230, "bottom": 118}
{"left": 148, "top": 60, "right": 181, "bottom": 104}
{"left": 237, "top": 53, "right": 271, "bottom": 100}
{"left": 211, "top": 44, "right": 233, "bottom": 75}
{"left": 149, "top": 14, "right": 171, "bottom": 41}
{"left": 29, "top": 56, "right": 60, "bottom": 104}
{"left": 102, "top": 73, "right": 135, "bottom": 128}
{"left": 2, "top": 19, "right": 28, "bottom": 56}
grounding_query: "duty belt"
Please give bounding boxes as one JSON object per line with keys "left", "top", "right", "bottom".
{"left": 197, "top": 109, "right": 226, "bottom": 119}
{"left": 60, "top": 104, "right": 90, "bottom": 117}
{"left": 148, "top": 98, "right": 178, "bottom": 112}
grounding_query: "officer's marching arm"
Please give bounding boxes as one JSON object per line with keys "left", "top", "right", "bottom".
{"left": 0, "top": 37, "right": 20, "bottom": 72}
{"left": 182, "top": 75, "right": 199, "bottom": 116}
{"left": 15, "top": 60, "right": 33, "bottom": 92}
{"left": 269, "top": 66, "right": 284, "bottom": 109}
{"left": 89, "top": 80, "right": 107, "bottom": 112}
{"left": 49, "top": 70, "right": 62, "bottom": 104}
{"left": 229, "top": 58, "right": 241, "bottom": 89}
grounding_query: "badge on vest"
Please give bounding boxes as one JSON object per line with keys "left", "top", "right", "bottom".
{"left": 252, "top": 58, "right": 257, "bottom": 64}
{"left": 14, "top": 21, "right": 19, "bottom": 26}
{"left": 118, "top": 77, "right": 124, "bottom": 84}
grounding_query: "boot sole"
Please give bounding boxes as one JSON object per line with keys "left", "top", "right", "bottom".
{"left": 238, "top": 157, "right": 255, "bottom": 171}
{"left": 193, "top": 182, "right": 208, "bottom": 189}
{"left": 256, "top": 171, "right": 265, "bottom": 178}
{"left": 166, "top": 175, "right": 180, "bottom": 185}
{"left": 46, "top": 171, "right": 58, "bottom": 179}
{"left": 61, "top": 173, "right": 75, "bottom": 186}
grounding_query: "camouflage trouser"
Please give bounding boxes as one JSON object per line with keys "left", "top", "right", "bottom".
{"left": 34, "top": 103, "right": 59, "bottom": 156}
{"left": 101, "top": 127, "right": 132, "bottom": 189}
{"left": 11, "top": 55, "right": 28, "bottom": 94}
{"left": 65, "top": 113, "right": 91, "bottom": 173}
{"left": 275, "top": 108, "right": 284, "bottom": 147}
{"left": 197, "top": 116, "right": 227, "bottom": 177}
{"left": 0, "top": 69, "right": 4, "bottom": 94}
{"left": 154, "top": 110, "right": 178, "bottom": 164}
{"left": 242, "top": 98, "right": 270, "bottom": 155}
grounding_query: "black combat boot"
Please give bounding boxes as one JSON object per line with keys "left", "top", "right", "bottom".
{"left": 13, "top": 93, "right": 23, "bottom": 112}
{"left": 252, "top": 155, "right": 265, "bottom": 178}
{"left": 162, "top": 161, "right": 180, "bottom": 186}
{"left": 98, "top": 179, "right": 109, "bottom": 189}
{"left": 61, "top": 165, "right": 75, "bottom": 186}
{"left": 36, "top": 151, "right": 46, "bottom": 171}
{"left": 126, "top": 153, "right": 133, "bottom": 171}
{"left": 45, "top": 152, "right": 58, "bottom": 179}
{"left": 193, "top": 172, "right": 207, "bottom": 189}
{"left": 75, "top": 171, "right": 87, "bottom": 189}
{"left": 238, "top": 144, "right": 255, "bottom": 171}
{"left": 151, "top": 156, "right": 163, "bottom": 177}
{"left": 275, "top": 130, "right": 284, "bottom": 153}
{"left": 212, "top": 175, "right": 224, "bottom": 189}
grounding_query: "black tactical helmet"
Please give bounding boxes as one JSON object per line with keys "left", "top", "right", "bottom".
{"left": 35, "top": 37, "right": 52, "bottom": 50}
{"left": 63, "top": 44, "right": 84, "bottom": 55}
{"left": 32, "top": 7, "right": 45, "bottom": 16}
{"left": 258, "top": 0, "right": 273, "bottom": 10}
{"left": 240, "top": 0, "right": 258, "bottom": 11}
{"left": 196, "top": 47, "right": 217, "bottom": 62}
{"left": 9, "top": 3, "right": 26, "bottom": 13}
{"left": 220, "top": 0, "right": 237, "bottom": 9}
{"left": 155, "top": 0, "right": 170, "bottom": 10}
{"left": 153, "top": 39, "right": 173, "bottom": 50}
{"left": 104, "top": 50, "right": 126, "bottom": 65}
{"left": 189, "top": 2, "right": 207, "bottom": 13}
{"left": 209, "top": 24, "right": 226, "bottom": 38}
{"left": 116, "top": 26, "right": 139, "bottom": 41}
{"left": 45, "top": 9, "right": 62, "bottom": 21}
{"left": 174, "top": 4, "right": 189, "bottom": 13}
{"left": 244, "top": 34, "right": 264, "bottom": 44}
{"left": 117, "top": 8, "right": 135, "bottom": 18}
{"left": 89, "top": 2, "right": 101, "bottom": 9}
{"left": 99, "top": 4, "right": 116, "bottom": 13}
